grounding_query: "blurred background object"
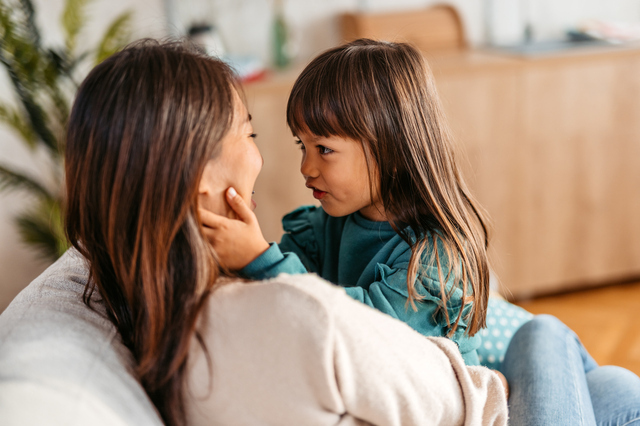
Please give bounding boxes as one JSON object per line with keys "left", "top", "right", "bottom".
{"left": 188, "top": 22, "right": 227, "bottom": 56}
{"left": 271, "top": 0, "right": 291, "bottom": 69}
{"left": 342, "top": 4, "right": 466, "bottom": 52}
{"left": 570, "top": 19, "right": 640, "bottom": 44}
{"left": 187, "top": 21, "right": 266, "bottom": 81}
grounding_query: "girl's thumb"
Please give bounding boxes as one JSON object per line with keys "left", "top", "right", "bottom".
{"left": 226, "top": 187, "right": 251, "bottom": 222}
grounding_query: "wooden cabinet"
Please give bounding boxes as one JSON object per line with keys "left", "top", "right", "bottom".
{"left": 509, "top": 53, "right": 640, "bottom": 297}
{"left": 244, "top": 46, "right": 640, "bottom": 300}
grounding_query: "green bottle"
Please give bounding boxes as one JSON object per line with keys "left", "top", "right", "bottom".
{"left": 273, "top": 0, "right": 290, "bottom": 69}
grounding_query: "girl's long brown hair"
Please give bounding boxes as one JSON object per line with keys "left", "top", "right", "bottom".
{"left": 287, "top": 39, "right": 490, "bottom": 337}
{"left": 65, "top": 40, "right": 235, "bottom": 425}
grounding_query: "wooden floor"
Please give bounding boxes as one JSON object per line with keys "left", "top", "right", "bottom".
{"left": 515, "top": 280, "right": 640, "bottom": 377}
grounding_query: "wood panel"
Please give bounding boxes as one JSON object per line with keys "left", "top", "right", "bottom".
{"left": 512, "top": 55, "right": 640, "bottom": 297}
{"left": 435, "top": 49, "right": 640, "bottom": 298}
{"left": 341, "top": 5, "right": 466, "bottom": 51}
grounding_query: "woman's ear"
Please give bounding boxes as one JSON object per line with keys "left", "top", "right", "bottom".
{"left": 198, "top": 168, "right": 212, "bottom": 197}
{"left": 198, "top": 160, "right": 233, "bottom": 218}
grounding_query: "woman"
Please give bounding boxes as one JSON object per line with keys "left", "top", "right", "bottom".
{"left": 64, "top": 40, "right": 507, "bottom": 425}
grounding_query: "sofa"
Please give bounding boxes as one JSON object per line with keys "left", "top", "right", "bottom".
{"left": 0, "top": 250, "right": 162, "bottom": 425}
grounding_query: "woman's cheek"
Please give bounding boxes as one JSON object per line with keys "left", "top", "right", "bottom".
{"left": 198, "top": 190, "right": 226, "bottom": 217}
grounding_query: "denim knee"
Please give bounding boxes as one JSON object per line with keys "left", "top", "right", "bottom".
{"left": 508, "top": 314, "right": 568, "bottom": 348}
{"left": 518, "top": 314, "right": 598, "bottom": 371}
{"left": 500, "top": 314, "right": 569, "bottom": 376}
{"left": 589, "top": 366, "right": 640, "bottom": 426}
{"left": 501, "top": 314, "right": 599, "bottom": 425}
{"left": 522, "top": 314, "right": 567, "bottom": 335}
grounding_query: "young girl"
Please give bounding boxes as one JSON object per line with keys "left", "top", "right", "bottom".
{"left": 202, "top": 38, "right": 490, "bottom": 365}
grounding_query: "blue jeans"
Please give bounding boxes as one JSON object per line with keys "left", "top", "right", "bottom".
{"left": 500, "top": 315, "right": 640, "bottom": 426}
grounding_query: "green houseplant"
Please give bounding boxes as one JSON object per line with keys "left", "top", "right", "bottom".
{"left": 0, "top": 0, "right": 132, "bottom": 261}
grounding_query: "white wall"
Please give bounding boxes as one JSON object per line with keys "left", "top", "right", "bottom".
{"left": 175, "top": 0, "right": 640, "bottom": 65}
{"left": 2, "top": 0, "right": 639, "bottom": 311}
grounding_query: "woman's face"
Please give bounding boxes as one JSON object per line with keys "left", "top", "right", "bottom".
{"left": 198, "top": 91, "right": 263, "bottom": 217}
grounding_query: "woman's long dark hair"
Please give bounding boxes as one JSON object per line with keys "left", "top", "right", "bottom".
{"left": 65, "top": 40, "right": 235, "bottom": 425}
{"left": 287, "top": 39, "right": 490, "bottom": 337}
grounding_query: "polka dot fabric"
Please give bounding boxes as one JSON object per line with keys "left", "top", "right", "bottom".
{"left": 477, "top": 297, "right": 534, "bottom": 370}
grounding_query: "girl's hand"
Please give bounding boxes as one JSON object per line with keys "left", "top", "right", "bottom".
{"left": 199, "top": 187, "right": 269, "bottom": 271}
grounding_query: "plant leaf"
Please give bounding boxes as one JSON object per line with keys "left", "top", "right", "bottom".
{"left": 0, "top": 50, "right": 60, "bottom": 154}
{"left": 0, "top": 103, "right": 38, "bottom": 147}
{"left": 94, "top": 10, "right": 132, "bottom": 65}
{"left": 15, "top": 197, "right": 68, "bottom": 261}
{"left": 0, "top": 163, "right": 53, "bottom": 200}
{"left": 61, "top": 0, "right": 91, "bottom": 55}
{"left": 0, "top": 3, "right": 43, "bottom": 87}
{"left": 18, "top": 0, "right": 41, "bottom": 48}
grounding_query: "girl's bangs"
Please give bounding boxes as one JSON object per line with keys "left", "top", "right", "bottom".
{"left": 287, "top": 67, "right": 356, "bottom": 140}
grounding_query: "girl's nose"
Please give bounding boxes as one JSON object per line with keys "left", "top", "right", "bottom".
{"left": 300, "top": 153, "right": 318, "bottom": 179}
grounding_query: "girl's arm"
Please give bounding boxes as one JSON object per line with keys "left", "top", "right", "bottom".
{"left": 341, "top": 241, "right": 481, "bottom": 365}
{"left": 329, "top": 278, "right": 508, "bottom": 425}
{"left": 242, "top": 205, "right": 327, "bottom": 278}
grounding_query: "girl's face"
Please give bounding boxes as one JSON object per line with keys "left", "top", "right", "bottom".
{"left": 199, "top": 91, "right": 263, "bottom": 217}
{"left": 296, "top": 131, "right": 386, "bottom": 221}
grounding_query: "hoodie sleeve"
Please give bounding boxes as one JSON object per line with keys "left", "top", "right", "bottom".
{"left": 328, "top": 278, "right": 509, "bottom": 426}
{"left": 343, "top": 236, "right": 481, "bottom": 365}
{"left": 241, "top": 205, "right": 325, "bottom": 279}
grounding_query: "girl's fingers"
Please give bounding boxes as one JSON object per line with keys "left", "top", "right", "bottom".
{"left": 198, "top": 208, "right": 227, "bottom": 229}
{"left": 201, "top": 226, "right": 216, "bottom": 240}
{"left": 226, "top": 187, "right": 254, "bottom": 223}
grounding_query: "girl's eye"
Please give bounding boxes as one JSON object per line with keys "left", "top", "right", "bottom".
{"left": 249, "top": 133, "right": 257, "bottom": 139}
{"left": 317, "top": 145, "right": 333, "bottom": 155}
{"left": 295, "top": 139, "right": 305, "bottom": 150}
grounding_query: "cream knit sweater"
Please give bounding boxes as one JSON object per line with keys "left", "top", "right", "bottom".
{"left": 186, "top": 273, "right": 508, "bottom": 426}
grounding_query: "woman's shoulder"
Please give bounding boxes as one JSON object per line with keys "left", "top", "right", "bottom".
{"left": 189, "top": 275, "right": 354, "bottom": 424}
{"left": 206, "top": 274, "right": 347, "bottom": 326}
{"left": 216, "top": 273, "right": 343, "bottom": 297}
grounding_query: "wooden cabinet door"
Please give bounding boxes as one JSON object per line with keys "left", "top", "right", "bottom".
{"left": 514, "top": 55, "right": 640, "bottom": 297}
{"left": 438, "top": 53, "right": 640, "bottom": 298}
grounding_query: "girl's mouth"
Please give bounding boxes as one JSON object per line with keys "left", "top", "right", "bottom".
{"left": 312, "top": 188, "right": 327, "bottom": 200}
